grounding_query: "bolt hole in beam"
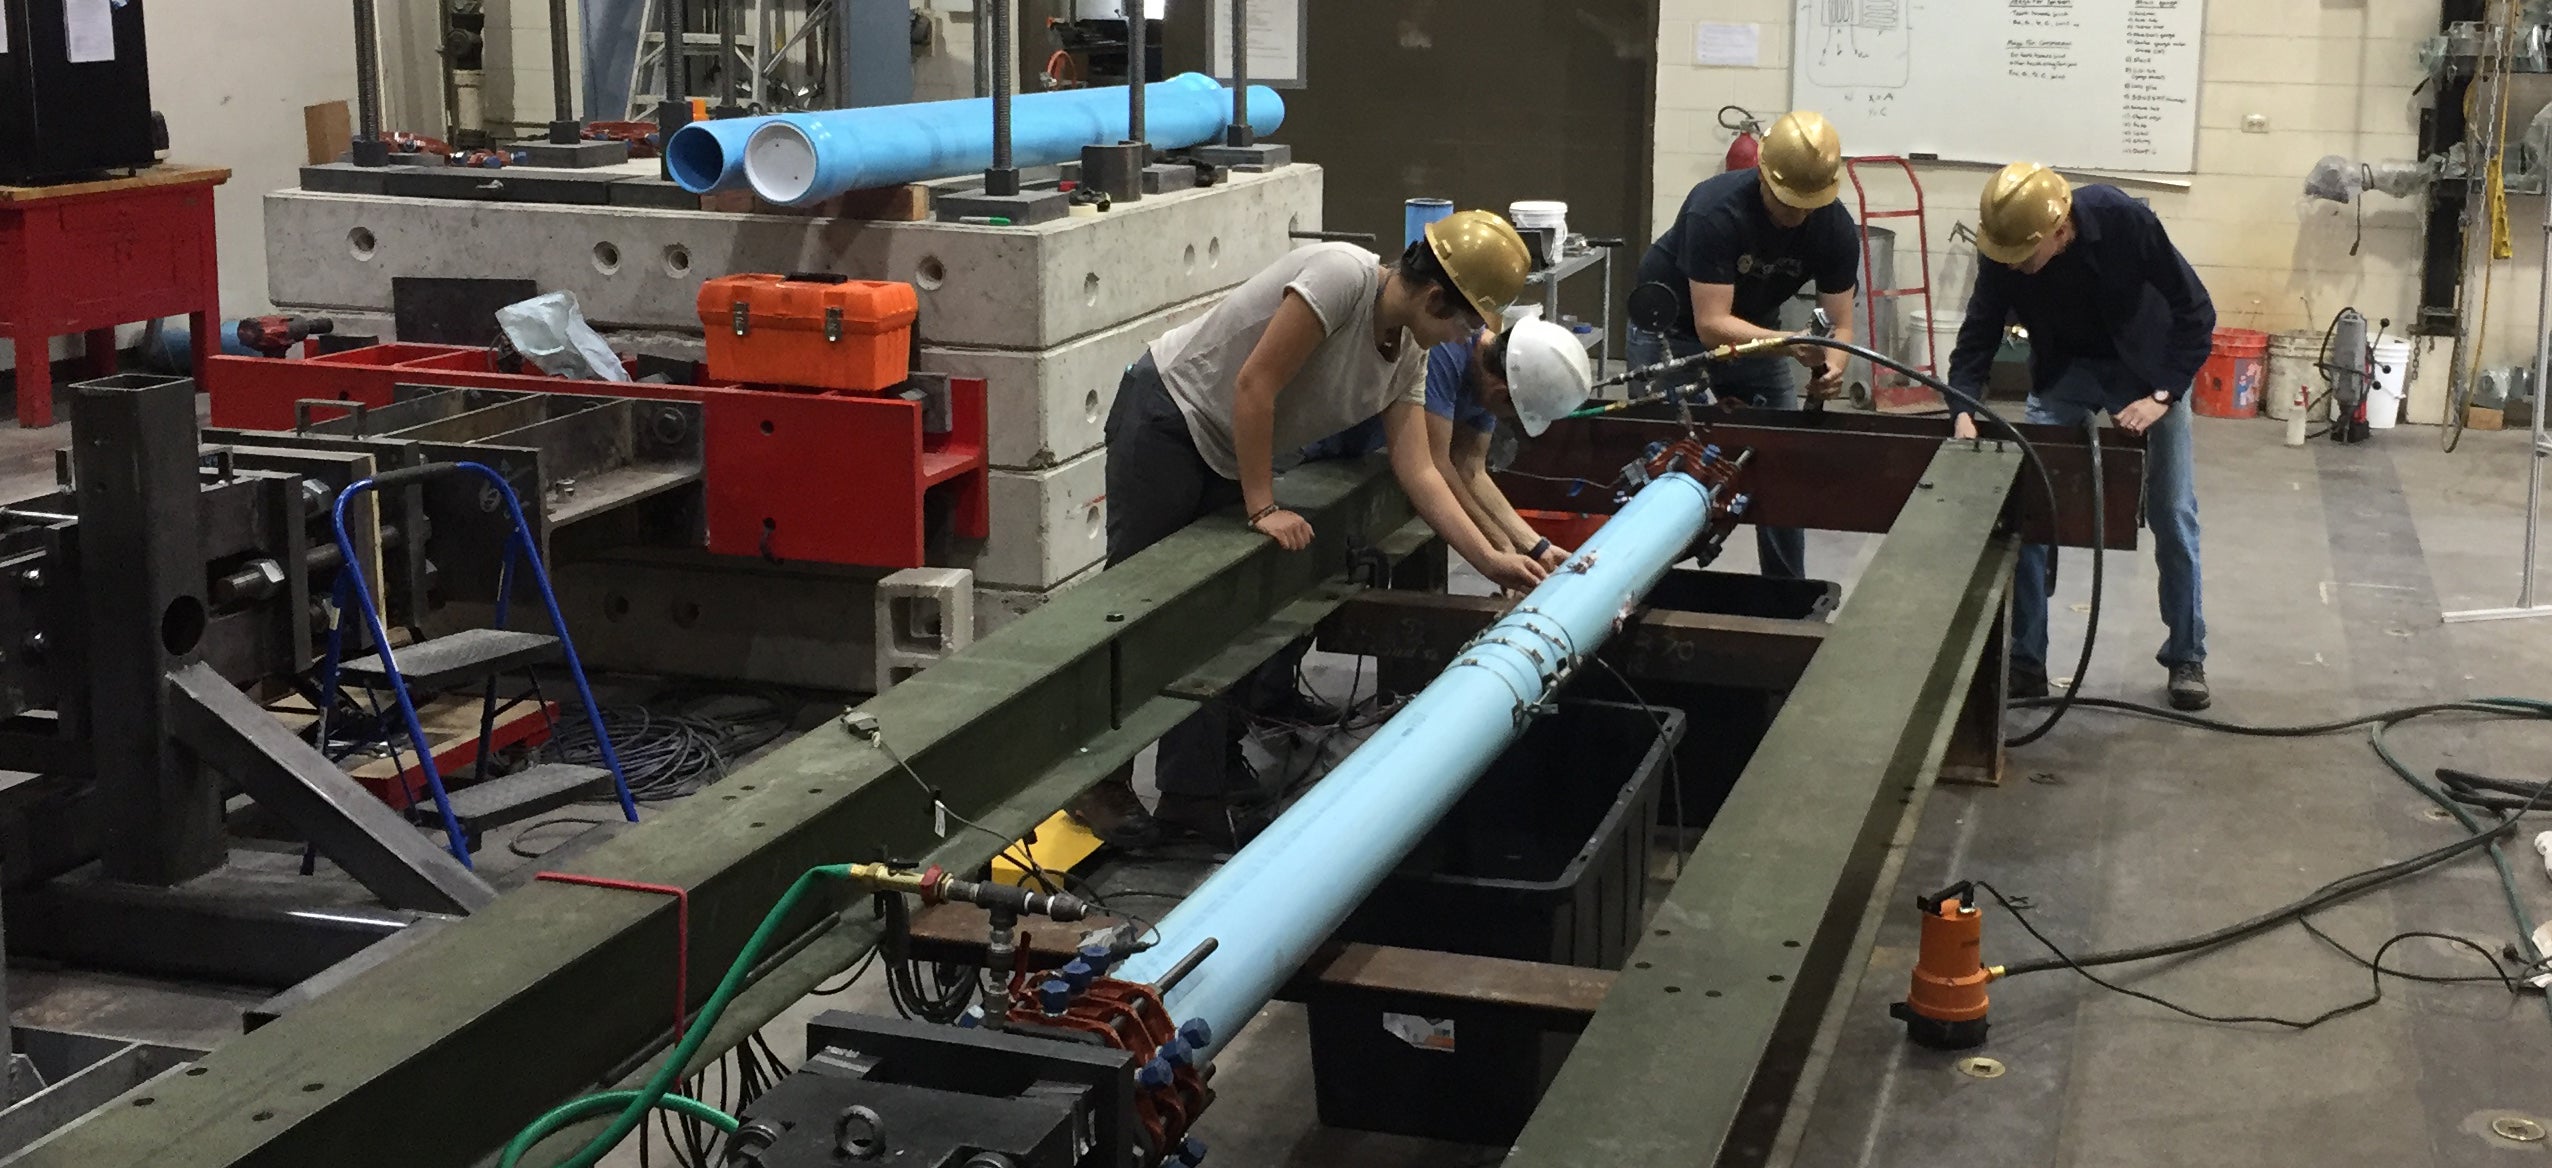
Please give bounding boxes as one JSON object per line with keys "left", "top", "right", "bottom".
{"left": 348, "top": 227, "right": 377, "bottom": 260}
{"left": 593, "top": 241, "right": 621, "bottom": 274}
{"left": 662, "top": 245, "right": 693, "bottom": 276}
{"left": 161, "top": 596, "right": 207, "bottom": 655}
{"left": 916, "top": 256, "right": 947, "bottom": 290}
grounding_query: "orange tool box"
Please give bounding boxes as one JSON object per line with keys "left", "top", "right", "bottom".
{"left": 697, "top": 272, "right": 919, "bottom": 392}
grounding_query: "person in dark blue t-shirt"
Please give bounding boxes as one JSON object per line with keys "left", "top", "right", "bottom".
{"left": 1626, "top": 110, "right": 1862, "bottom": 579}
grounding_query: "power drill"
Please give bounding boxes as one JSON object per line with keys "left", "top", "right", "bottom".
{"left": 235, "top": 315, "right": 335, "bottom": 358}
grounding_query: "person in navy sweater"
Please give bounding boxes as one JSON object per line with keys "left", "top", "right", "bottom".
{"left": 1947, "top": 162, "right": 2216, "bottom": 711}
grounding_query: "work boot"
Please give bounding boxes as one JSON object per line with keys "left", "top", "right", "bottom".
{"left": 1154, "top": 793, "right": 1274, "bottom": 851}
{"left": 2009, "top": 662, "right": 2050, "bottom": 701}
{"left": 2168, "top": 663, "right": 2212, "bottom": 712}
{"left": 1066, "top": 778, "right": 1161, "bottom": 850}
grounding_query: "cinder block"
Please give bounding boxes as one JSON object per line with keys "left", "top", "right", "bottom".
{"left": 955, "top": 447, "right": 1107, "bottom": 589}
{"left": 874, "top": 566, "right": 976, "bottom": 690}
{"left": 920, "top": 292, "right": 1216, "bottom": 469}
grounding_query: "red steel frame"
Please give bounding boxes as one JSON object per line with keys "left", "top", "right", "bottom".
{"left": 0, "top": 170, "right": 226, "bottom": 428}
{"left": 201, "top": 345, "right": 989, "bottom": 570}
{"left": 1844, "top": 156, "right": 1941, "bottom": 413}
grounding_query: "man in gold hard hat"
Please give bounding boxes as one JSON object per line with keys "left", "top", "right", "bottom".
{"left": 1068, "top": 211, "right": 1549, "bottom": 848}
{"left": 1628, "top": 110, "right": 1862, "bottom": 579}
{"left": 1948, "top": 162, "right": 2216, "bottom": 711}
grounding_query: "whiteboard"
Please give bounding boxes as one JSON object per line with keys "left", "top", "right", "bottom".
{"left": 1790, "top": 0, "right": 2204, "bottom": 174}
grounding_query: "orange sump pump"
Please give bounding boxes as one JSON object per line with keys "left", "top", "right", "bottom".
{"left": 1888, "top": 881, "right": 2001, "bottom": 1049}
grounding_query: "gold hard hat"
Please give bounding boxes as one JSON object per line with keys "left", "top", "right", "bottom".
{"left": 1977, "top": 162, "right": 2073, "bottom": 265}
{"left": 1424, "top": 210, "right": 1531, "bottom": 325}
{"left": 1759, "top": 111, "right": 1843, "bottom": 210}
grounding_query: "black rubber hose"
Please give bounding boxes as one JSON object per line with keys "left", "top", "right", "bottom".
{"left": 1995, "top": 817, "right": 2522, "bottom": 977}
{"left": 1768, "top": 334, "right": 2098, "bottom": 746}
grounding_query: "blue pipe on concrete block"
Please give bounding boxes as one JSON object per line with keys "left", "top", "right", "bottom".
{"left": 664, "top": 73, "right": 1280, "bottom": 206}
{"left": 1111, "top": 470, "right": 1720, "bottom": 1061}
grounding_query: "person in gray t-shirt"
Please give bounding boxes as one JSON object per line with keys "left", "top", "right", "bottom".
{"left": 1071, "top": 212, "right": 1540, "bottom": 849}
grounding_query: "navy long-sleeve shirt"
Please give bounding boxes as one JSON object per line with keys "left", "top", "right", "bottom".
{"left": 1945, "top": 184, "right": 2215, "bottom": 417}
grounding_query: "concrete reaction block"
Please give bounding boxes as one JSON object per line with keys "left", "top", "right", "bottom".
{"left": 919, "top": 292, "right": 1216, "bottom": 469}
{"left": 265, "top": 164, "right": 1324, "bottom": 350}
{"left": 956, "top": 447, "right": 1106, "bottom": 589}
{"left": 874, "top": 566, "right": 976, "bottom": 690}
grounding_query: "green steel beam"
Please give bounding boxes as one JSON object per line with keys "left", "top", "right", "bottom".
{"left": 1506, "top": 443, "right": 2020, "bottom": 1166}
{"left": 11, "top": 458, "right": 1417, "bottom": 1168}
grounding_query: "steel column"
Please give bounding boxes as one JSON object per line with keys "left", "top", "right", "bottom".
{"left": 1506, "top": 443, "right": 2020, "bottom": 1165}
{"left": 73, "top": 376, "right": 224, "bottom": 887}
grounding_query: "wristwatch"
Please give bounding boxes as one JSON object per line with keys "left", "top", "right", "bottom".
{"left": 2151, "top": 389, "right": 2174, "bottom": 405}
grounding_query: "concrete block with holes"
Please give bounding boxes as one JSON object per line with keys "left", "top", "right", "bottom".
{"left": 953, "top": 448, "right": 1107, "bottom": 590}
{"left": 260, "top": 165, "right": 1324, "bottom": 349}
{"left": 918, "top": 292, "right": 1217, "bottom": 470}
{"left": 873, "top": 567, "right": 976, "bottom": 691}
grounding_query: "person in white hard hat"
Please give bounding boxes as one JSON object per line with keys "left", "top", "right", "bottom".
{"left": 1301, "top": 316, "right": 1597, "bottom": 569}
{"left": 1426, "top": 318, "right": 1594, "bottom": 568}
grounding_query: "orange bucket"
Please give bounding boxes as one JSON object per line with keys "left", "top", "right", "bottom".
{"left": 2195, "top": 327, "right": 2268, "bottom": 418}
{"left": 1519, "top": 509, "right": 1609, "bottom": 549}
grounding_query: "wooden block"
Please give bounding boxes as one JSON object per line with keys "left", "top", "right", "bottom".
{"left": 0, "top": 163, "right": 233, "bottom": 203}
{"left": 2467, "top": 405, "right": 2506, "bottom": 432}
{"left": 305, "top": 101, "right": 353, "bottom": 166}
{"left": 831, "top": 184, "right": 932, "bottom": 222}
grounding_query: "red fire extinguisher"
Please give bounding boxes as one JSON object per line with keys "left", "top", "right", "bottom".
{"left": 1721, "top": 105, "right": 1766, "bottom": 171}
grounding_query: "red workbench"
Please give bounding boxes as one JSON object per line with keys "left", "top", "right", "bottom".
{"left": 0, "top": 164, "right": 229, "bottom": 427}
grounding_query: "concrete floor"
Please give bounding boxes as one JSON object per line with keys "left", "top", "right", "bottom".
{"left": 10, "top": 399, "right": 2552, "bottom": 1166}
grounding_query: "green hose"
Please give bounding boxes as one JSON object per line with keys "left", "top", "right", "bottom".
{"left": 501, "top": 1090, "right": 739, "bottom": 1164}
{"left": 500, "top": 864, "right": 852, "bottom": 1168}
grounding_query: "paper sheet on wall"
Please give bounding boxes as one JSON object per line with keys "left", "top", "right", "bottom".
{"left": 1207, "top": 0, "right": 1304, "bottom": 89}
{"left": 64, "top": 0, "right": 115, "bottom": 63}
{"left": 1695, "top": 23, "right": 1760, "bottom": 67}
{"left": 1, "top": 6, "right": 11, "bottom": 54}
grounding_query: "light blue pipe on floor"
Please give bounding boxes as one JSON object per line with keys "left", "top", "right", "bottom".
{"left": 664, "top": 73, "right": 1283, "bottom": 205}
{"left": 1110, "top": 469, "right": 1720, "bottom": 1062}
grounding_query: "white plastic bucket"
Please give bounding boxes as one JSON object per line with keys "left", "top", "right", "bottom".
{"left": 2264, "top": 330, "right": 2326, "bottom": 422}
{"left": 1508, "top": 200, "right": 1568, "bottom": 235}
{"left": 1903, "top": 306, "right": 1964, "bottom": 372}
{"left": 2367, "top": 335, "right": 2411, "bottom": 429}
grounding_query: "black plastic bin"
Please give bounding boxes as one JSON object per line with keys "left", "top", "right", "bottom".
{"left": 1309, "top": 699, "right": 1685, "bottom": 1145}
{"left": 1619, "top": 568, "right": 1837, "bottom": 828}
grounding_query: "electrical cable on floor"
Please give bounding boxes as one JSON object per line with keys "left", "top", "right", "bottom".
{"left": 543, "top": 687, "right": 793, "bottom": 801}
{"left": 1981, "top": 695, "right": 2552, "bottom": 1029}
{"left": 1977, "top": 881, "right": 2527, "bottom": 1031}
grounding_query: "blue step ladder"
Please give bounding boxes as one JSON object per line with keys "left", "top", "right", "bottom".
{"left": 315, "top": 461, "right": 637, "bottom": 866}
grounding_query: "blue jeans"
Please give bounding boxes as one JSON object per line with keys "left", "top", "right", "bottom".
{"left": 1626, "top": 325, "right": 1807, "bottom": 578}
{"left": 2012, "top": 359, "right": 2206, "bottom": 673}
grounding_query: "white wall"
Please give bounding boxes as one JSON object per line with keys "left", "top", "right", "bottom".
{"left": 147, "top": 0, "right": 363, "bottom": 318}
{"left": 1652, "top": 0, "right": 2473, "bottom": 419}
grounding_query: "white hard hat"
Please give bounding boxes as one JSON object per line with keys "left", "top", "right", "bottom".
{"left": 1501, "top": 318, "right": 1594, "bottom": 436}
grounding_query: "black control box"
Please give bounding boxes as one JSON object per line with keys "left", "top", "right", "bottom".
{"left": 0, "top": 0, "right": 157, "bottom": 185}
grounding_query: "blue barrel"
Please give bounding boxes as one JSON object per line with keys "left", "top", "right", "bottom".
{"left": 1404, "top": 198, "right": 1453, "bottom": 248}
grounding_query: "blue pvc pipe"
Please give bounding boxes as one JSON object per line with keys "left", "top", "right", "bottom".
{"left": 1111, "top": 471, "right": 1720, "bottom": 1061}
{"left": 664, "top": 73, "right": 1282, "bottom": 204}
{"left": 664, "top": 116, "right": 760, "bottom": 194}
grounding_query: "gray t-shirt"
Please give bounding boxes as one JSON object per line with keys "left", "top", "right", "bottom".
{"left": 1151, "top": 242, "right": 1427, "bottom": 479}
